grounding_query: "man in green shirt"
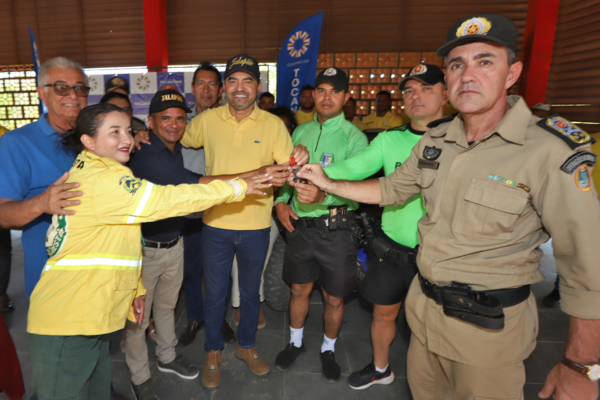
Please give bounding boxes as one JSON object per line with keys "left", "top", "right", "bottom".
{"left": 274, "top": 67, "right": 368, "bottom": 382}
{"left": 325, "top": 64, "right": 448, "bottom": 390}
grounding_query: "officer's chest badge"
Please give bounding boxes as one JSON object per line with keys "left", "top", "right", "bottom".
{"left": 423, "top": 146, "right": 442, "bottom": 161}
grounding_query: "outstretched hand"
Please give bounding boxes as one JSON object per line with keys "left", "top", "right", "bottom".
{"left": 134, "top": 129, "right": 151, "bottom": 151}
{"left": 243, "top": 174, "right": 273, "bottom": 196}
{"left": 296, "top": 163, "right": 329, "bottom": 190}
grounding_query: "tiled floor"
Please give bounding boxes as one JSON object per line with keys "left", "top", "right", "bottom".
{"left": 1, "top": 231, "right": 580, "bottom": 399}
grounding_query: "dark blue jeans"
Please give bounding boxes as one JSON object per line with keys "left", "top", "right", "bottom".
{"left": 202, "top": 224, "right": 270, "bottom": 351}
{"left": 183, "top": 219, "right": 231, "bottom": 323}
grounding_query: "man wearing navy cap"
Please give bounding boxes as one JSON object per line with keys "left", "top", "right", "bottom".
{"left": 182, "top": 53, "right": 308, "bottom": 388}
{"left": 295, "top": 14, "right": 600, "bottom": 399}
{"left": 274, "top": 67, "right": 368, "bottom": 383}
{"left": 125, "top": 89, "right": 201, "bottom": 400}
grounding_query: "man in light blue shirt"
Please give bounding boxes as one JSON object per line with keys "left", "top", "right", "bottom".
{"left": 0, "top": 57, "right": 86, "bottom": 296}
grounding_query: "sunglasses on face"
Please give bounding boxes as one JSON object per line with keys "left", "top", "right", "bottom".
{"left": 44, "top": 83, "right": 91, "bottom": 97}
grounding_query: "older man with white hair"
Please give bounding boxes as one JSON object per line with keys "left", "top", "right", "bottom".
{"left": 0, "top": 56, "right": 87, "bottom": 297}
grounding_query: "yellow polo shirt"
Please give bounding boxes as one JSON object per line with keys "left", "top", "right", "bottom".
{"left": 363, "top": 111, "right": 407, "bottom": 129}
{"left": 0, "top": 125, "right": 8, "bottom": 138}
{"left": 352, "top": 118, "right": 368, "bottom": 131}
{"left": 183, "top": 104, "right": 294, "bottom": 230}
{"left": 295, "top": 108, "right": 316, "bottom": 125}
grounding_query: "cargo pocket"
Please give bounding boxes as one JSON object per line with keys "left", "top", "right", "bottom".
{"left": 454, "top": 179, "right": 528, "bottom": 239}
{"left": 108, "top": 273, "right": 138, "bottom": 324}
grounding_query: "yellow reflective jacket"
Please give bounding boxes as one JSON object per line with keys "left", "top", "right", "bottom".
{"left": 28, "top": 150, "right": 247, "bottom": 336}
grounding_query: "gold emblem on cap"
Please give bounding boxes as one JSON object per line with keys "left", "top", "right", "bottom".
{"left": 230, "top": 56, "right": 255, "bottom": 69}
{"left": 324, "top": 68, "right": 337, "bottom": 76}
{"left": 112, "top": 77, "right": 126, "bottom": 86}
{"left": 162, "top": 94, "right": 184, "bottom": 103}
{"left": 456, "top": 17, "right": 492, "bottom": 38}
{"left": 411, "top": 64, "right": 428, "bottom": 75}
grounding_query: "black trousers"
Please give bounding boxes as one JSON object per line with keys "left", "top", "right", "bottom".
{"left": 0, "top": 229, "right": 11, "bottom": 295}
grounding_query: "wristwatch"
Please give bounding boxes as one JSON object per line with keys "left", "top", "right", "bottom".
{"left": 561, "top": 357, "right": 600, "bottom": 380}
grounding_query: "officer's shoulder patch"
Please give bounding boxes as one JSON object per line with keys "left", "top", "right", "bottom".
{"left": 537, "top": 114, "right": 595, "bottom": 150}
{"left": 427, "top": 113, "right": 458, "bottom": 129}
{"left": 560, "top": 151, "right": 597, "bottom": 174}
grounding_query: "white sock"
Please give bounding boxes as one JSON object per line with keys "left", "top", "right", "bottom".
{"left": 290, "top": 326, "right": 304, "bottom": 348}
{"left": 321, "top": 334, "right": 337, "bottom": 353}
{"left": 375, "top": 364, "right": 388, "bottom": 373}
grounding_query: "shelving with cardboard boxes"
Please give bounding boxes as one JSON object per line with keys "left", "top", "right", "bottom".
{"left": 317, "top": 52, "right": 445, "bottom": 118}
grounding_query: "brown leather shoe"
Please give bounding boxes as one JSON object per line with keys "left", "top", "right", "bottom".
{"left": 202, "top": 350, "right": 222, "bottom": 388}
{"left": 148, "top": 318, "right": 157, "bottom": 342}
{"left": 233, "top": 308, "right": 240, "bottom": 326}
{"left": 258, "top": 308, "right": 266, "bottom": 330}
{"left": 221, "top": 320, "right": 236, "bottom": 344}
{"left": 236, "top": 344, "right": 270, "bottom": 376}
{"left": 233, "top": 308, "right": 266, "bottom": 329}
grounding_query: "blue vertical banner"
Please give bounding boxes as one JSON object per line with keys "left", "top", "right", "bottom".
{"left": 276, "top": 12, "right": 324, "bottom": 111}
{"left": 27, "top": 26, "right": 44, "bottom": 114}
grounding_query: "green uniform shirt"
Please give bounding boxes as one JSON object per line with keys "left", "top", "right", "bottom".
{"left": 324, "top": 123, "right": 426, "bottom": 248}
{"left": 275, "top": 112, "right": 368, "bottom": 218}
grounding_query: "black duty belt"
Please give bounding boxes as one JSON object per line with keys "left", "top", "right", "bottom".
{"left": 418, "top": 273, "right": 530, "bottom": 330}
{"left": 143, "top": 236, "right": 180, "bottom": 249}
{"left": 371, "top": 236, "right": 417, "bottom": 264}
{"left": 295, "top": 209, "right": 356, "bottom": 230}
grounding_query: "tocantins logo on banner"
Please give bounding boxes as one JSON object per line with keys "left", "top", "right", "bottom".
{"left": 287, "top": 31, "right": 311, "bottom": 58}
{"left": 89, "top": 76, "right": 99, "bottom": 92}
{"left": 136, "top": 75, "right": 151, "bottom": 91}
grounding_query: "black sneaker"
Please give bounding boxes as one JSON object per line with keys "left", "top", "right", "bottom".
{"left": 157, "top": 355, "right": 199, "bottom": 380}
{"left": 131, "top": 380, "right": 159, "bottom": 400}
{"left": 275, "top": 343, "right": 305, "bottom": 371}
{"left": 543, "top": 288, "right": 561, "bottom": 307}
{"left": 348, "top": 362, "right": 395, "bottom": 390}
{"left": 178, "top": 320, "right": 203, "bottom": 347}
{"left": 320, "top": 351, "right": 341, "bottom": 383}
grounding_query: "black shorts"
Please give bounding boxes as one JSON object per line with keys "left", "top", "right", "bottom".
{"left": 283, "top": 224, "right": 357, "bottom": 298}
{"left": 360, "top": 236, "right": 418, "bottom": 305}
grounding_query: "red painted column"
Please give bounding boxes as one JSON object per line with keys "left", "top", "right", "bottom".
{"left": 519, "top": 0, "right": 560, "bottom": 107}
{"left": 143, "top": 0, "right": 169, "bottom": 72}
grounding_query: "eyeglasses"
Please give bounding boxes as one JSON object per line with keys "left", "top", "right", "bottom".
{"left": 44, "top": 83, "right": 91, "bottom": 97}
{"left": 121, "top": 107, "right": 132, "bottom": 113}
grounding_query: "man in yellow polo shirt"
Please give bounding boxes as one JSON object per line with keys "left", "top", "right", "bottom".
{"left": 363, "top": 90, "right": 408, "bottom": 129}
{"left": 295, "top": 84, "right": 316, "bottom": 124}
{"left": 343, "top": 97, "right": 368, "bottom": 131}
{"left": 182, "top": 53, "right": 306, "bottom": 389}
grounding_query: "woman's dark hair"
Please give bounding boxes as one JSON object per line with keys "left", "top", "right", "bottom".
{"left": 269, "top": 106, "right": 298, "bottom": 134}
{"left": 99, "top": 91, "right": 132, "bottom": 108}
{"left": 61, "top": 103, "right": 127, "bottom": 154}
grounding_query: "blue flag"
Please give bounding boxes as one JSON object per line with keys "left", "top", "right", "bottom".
{"left": 28, "top": 26, "right": 44, "bottom": 114}
{"left": 276, "top": 12, "right": 324, "bottom": 111}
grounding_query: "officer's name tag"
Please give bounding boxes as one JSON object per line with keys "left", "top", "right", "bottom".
{"left": 418, "top": 159, "right": 439, "bottom": 170}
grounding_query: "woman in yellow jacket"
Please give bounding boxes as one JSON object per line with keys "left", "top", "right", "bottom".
{"left": 27, "top": 103, "right": 270, "bottom": 399}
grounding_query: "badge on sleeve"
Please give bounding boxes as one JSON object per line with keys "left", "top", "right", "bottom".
{"left": 537, "top": 115, "right": 594, "bottom": 150}
{"left": 119, "top": 175, "right": 142, "bottom": 195}
{"left": 423, "top": 146, "right": 442, "bottom": 161}
{"left": 560, "top": 151, "right": 597, "bottom": 174}
{"left": 574, "top": 165, "right": 591, "bottom": 191}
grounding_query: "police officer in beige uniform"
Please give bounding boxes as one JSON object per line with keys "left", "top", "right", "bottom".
{"left": 295, "top": 14, "right": 600, "bottom": 400}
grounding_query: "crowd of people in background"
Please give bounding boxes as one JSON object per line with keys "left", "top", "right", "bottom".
{"left": 1, "top": 11, "right": 600, "bottom": 400}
